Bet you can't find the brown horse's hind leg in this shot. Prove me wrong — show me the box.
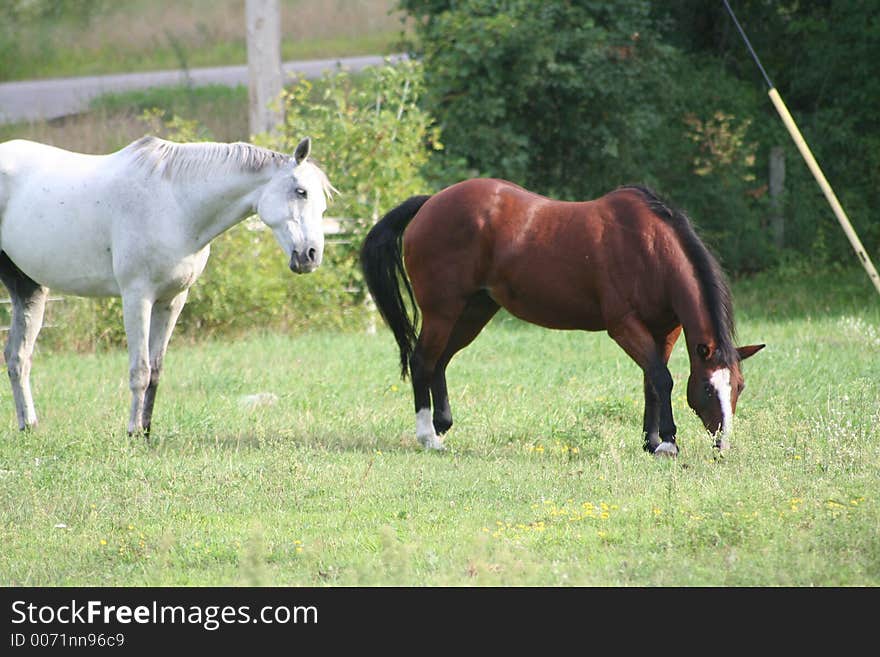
[642,326,682,452]
[608,315,678,456]
[430,291,499,435]
[410,310,460,450]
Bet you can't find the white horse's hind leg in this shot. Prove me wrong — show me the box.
[0,254,48,430]
[142,290,188,434]
[122,294,152,435]
[5,287,48,430]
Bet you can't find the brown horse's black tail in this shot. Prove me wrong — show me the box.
[360,195,432,378]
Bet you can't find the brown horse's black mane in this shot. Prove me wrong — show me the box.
[622,185,738,367]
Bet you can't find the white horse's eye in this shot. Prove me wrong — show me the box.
[295,187,307,199]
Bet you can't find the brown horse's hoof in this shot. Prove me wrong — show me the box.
[653,441,678,457]
[714,438,730,451]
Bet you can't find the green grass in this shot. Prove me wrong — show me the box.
[1,31,403,82]
[1,0,408,82]
[1,268,878,586]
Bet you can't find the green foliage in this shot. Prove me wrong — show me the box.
[179,227,364,337]
[0,0,108,23]
[654,1,880,268]
[0,0,109,80]
[400,0,879,273]
[255,58,439,301]
[401,0,671,196]
[92,86,247,135]
[397,0,770,271]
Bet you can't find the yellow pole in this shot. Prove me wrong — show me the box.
[767,87,880,296]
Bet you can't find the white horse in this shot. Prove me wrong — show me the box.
[0,135,335,435]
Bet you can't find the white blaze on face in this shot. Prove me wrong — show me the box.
[709,367,733,437]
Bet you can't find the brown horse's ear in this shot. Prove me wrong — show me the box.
[737,344,765,360]
[696,343,712,361]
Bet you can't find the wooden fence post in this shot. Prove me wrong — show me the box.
[246,0,284,137]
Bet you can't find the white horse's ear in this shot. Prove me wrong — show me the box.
[294,137,311,165]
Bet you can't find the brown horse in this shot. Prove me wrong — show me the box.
[360,179,764,456]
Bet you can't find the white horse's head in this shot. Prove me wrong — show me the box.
[256,137,335,274]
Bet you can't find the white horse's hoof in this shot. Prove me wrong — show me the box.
[418,434,446,451]
[653,441,678,457]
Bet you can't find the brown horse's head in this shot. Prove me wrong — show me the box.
[687,343,764,447]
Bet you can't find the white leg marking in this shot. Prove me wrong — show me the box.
[415,408,444,450]
[709,367,733,440]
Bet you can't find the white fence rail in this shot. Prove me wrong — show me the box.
[0,297,64,332]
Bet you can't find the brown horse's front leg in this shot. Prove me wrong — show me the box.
[644,360,677,456]
[642,326,682,454]
[642,372,662,452]
[609,315,678,456]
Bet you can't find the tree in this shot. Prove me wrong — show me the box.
[246,0,283,136]
[400,0,676,198]
[653,0,880,263]
[399,0,879,272]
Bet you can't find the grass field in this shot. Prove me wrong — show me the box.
[1,267,877,586]
[4,0,876,591]
[1,0,407,81]
[0,86,252,160]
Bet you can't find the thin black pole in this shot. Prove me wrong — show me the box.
[722,0,774,89]
[721,0,880,296]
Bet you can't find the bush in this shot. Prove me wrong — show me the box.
[255,57,439,309]
[400,0,676,197]
[398,0,879,275]
[397,1,768,269]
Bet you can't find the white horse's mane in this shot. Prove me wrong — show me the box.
[125,136,336,198]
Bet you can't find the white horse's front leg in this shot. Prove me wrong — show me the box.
[142,290,188,434]
[122,294,152,436]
